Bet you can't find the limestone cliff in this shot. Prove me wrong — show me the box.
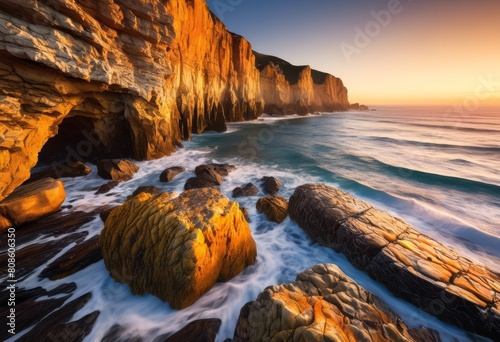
[255,52,349,115]
[0,0,263,201]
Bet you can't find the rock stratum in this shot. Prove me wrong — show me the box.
[289,184,500,339]
[100,188,257,310]
[255,52,349,115]
[0,0,349,202]
[233,264,439,342]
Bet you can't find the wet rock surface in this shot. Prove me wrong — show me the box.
[0,178,66,231]
[256,196,288,223]
[160,166,186,182]
[97,159,139,182]
[289,184,500,339]
[129,185,161,198]
[184,164,236,190]
[233,264,439,342]
[26,161,92,183]
[232,183,259,198]
[95,181,120,195]
[260,176,282,195]
[101,188,257,309]
[165,319,222,342]
[39,235,102,280]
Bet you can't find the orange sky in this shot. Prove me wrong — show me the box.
[210,0,500,107]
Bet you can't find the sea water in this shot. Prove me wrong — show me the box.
[7,107,500,341]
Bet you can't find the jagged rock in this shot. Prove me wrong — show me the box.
[349,103,369,111]
[233,264,439,342]
[195,166,224,185]
[184,177,220,191]
[95,181,120,195]
[255,52,349,115]
[0,283,76,342]
[160,166,186,182]
[195,164,236,177]
[26,161,91,183]
[289,184,500,339]
[15,293,98,342]
[260,176,282,195]
[165,319,222,342]
[256,196,288,223]
[39,235,102,280]
[97,159,139,182]
[101,188,257,309]
[232,183,259,198]
[240,207,251,223]
[129,185,160,199]
[0,178,66,231]
[0,232,88,280]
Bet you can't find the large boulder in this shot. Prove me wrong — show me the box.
[256,196,288,223]
[0,178,66,231]
[97,159,139,182]
[101,188,257,309]
[233,264,439,342]
[289,184,500,339]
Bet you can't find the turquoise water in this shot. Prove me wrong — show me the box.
[7,107,499,341]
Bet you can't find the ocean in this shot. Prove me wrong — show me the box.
[9,107,500,341]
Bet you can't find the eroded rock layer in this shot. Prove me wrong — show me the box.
[255,52,349,115]
[100,188,257,309]
[289,184,500,339]
[233,264,439,342]
[0,0,264,201]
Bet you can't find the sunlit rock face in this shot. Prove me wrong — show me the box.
[233,264,440,342]
[0,0,263,201]
[289,184,500,339]
[100,189,257,310]
[255,52,349,115]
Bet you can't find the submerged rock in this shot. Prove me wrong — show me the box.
[26,161,91,183]
[289,184,500,339]
[260,176,282,195]
[101,188,257,309]
[165,319,222,342]
[232,183,259,198]
[0,178,66,231]
[160,166,186,182]
[97,159,139,182]
[256,196,288,223]
[233,264,439,342]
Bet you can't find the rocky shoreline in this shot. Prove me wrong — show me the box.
[1,160,498,341]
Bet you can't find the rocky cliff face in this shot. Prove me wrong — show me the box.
[255,52,349,115]
[0,0,264,201]
[0,0,348,202]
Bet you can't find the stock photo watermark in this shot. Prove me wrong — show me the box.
[5,227,16,336]
[211,0,243,20]
[340,0,411,63]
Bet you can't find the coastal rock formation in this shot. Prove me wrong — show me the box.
[233,264,439,342]
[255,52,349,115]
[26,161,91,183]
[160,166,186,182]
[232,183,259,198]
[0,178,66,231]
[289,184,500,339]
[256,196,288,224]
[261,176,282,195]
[165,319,221,342]
[101,188,257,309]
[97,159,139,182]
[0,0,263,201]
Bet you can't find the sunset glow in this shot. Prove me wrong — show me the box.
[209,0,500,107]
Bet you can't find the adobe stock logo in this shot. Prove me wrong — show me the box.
[211,0,243,20]
[340,0,411,63]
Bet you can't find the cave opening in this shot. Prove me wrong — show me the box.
[37,115,103,165]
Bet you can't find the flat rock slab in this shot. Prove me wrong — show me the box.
[0,178,66,231]
[233,264,439,342]
[289,184,500,339]
[165,319,222,342]
[101,188,257,309]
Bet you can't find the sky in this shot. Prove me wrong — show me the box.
[207,0,500,107]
